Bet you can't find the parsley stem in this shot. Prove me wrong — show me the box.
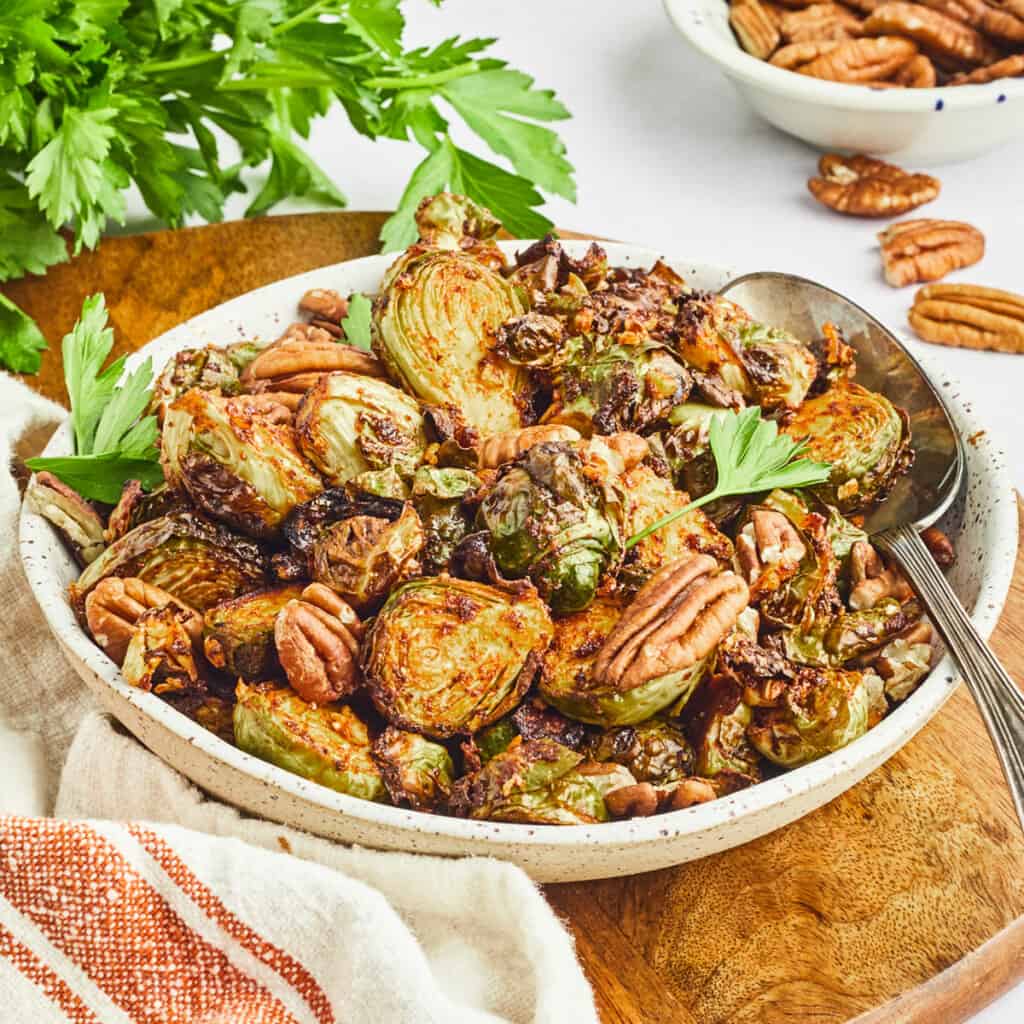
[362,62,481,90]
[624,490,721,551]
[140,51,224,73]
[272,0,329,37]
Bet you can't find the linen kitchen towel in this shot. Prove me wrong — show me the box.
[0,372,598,1024]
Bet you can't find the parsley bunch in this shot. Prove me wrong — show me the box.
[0,0,575,372]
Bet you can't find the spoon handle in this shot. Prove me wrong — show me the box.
[875,524,1024,830]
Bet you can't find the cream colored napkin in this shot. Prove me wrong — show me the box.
[0,372,597,1024]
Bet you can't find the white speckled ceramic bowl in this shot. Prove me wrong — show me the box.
[664,0,1024,164]
[19,241,1017,882]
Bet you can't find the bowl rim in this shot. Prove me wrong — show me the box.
[19,240,1018,851]
[663,0,1024,112]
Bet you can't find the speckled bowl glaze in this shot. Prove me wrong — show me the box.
[19,242,1017,882]
[664,0,1024,164]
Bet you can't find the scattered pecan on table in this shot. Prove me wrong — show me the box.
[877,219,985,286]
[908,284,1024,352]
[807,154,941,216]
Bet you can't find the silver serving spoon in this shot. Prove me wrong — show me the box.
[721,271,1024,828]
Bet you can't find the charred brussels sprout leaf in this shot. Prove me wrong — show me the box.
[294,371,427,486]
[372,727,455,812]
[539,595,709,728]
[685,677,763,785]
[736,322,817,412]
[412,466,480,575]
[449,738,633,825]
[150,346,240,416]
[105,481,188,544]
[372,243,528,433]
[782,382,913,513]
[203,585,304,681]
[586,719,695,786]
[414,192,503,257]
[283,489,406,555]
[233,682,385,802]
[476,442,624,613]
[747,667,881,767]
[312,503,424,613]
[365,577,553,739]
[73,510,269,613]
[162,389,322,539]
[352,467,410,499]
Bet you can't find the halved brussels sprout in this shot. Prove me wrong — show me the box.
[586,719,695,786]
[670,293,753,400]
[233,682,386,801]
[294,371,427,486]
[736,322,817,412]
[538,595,709,728]
[411,466,480,575]
[782,381,913,513]
[283,489,405,554]
[352,467,410,500]
[823,598,923,664]
[372,216,528,431]
[311,503,423,613]
[122,605,207,697]
[162,389,323,538]
[449,737,634,825]
[364,577,553,738]
[372,726,455,811]
[203,585,304,681]
[620,464,732,589]
[747,666,881,767]
[476,441,624,613]
[150,346,240,416]
[26,472,106,566]
[105,481,188,544]
[413,192,503,264]
[684,676,763,785]
[546,341,692,435]
[73,510,269,614]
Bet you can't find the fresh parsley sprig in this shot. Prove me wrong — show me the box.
[26,295,163,504]
[625,407,832,549]
[0,1,575,373]
[341,293,374,351]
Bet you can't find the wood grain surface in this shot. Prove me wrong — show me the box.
[8,211,1024,1024]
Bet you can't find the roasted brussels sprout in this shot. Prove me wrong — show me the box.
[476,441,625,613]
[747,666,884,768]
[372,198,528,432]
[411,466,480,575]
[364,577,553,738]
[150,346,240,416]
[202,585,304,681]
[413,191,504,265]
[294,371,427,485]
[351,467,410,499]
[823,598,923,664]
[782,381,913,513]
[546,341,692,435]
[233,682,386,801]
[105,481,188,544]
[736,322,817,412]
[26,472,106,566]
[283,489,405,554]
[311,503,423,613]
[449,738,634,825]
[162,389,323,538]
[122,604,207,697]
[586,719,695,786]
[372,726,455,811]
[685,675,763,786]
[73,510,269,613]
[620,464,732,590]
[473,717,521,763]
[538,595,709,728]
[670,292,753,401]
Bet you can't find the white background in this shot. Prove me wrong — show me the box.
[119,0,1023,1018]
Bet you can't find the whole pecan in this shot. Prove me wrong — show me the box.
[862,2,1002,67]
[731,0,782,58]
[477,424,582,469]
[779,2,863,42]
[785,36,918,81]
[949,54,1024,84]
[878,219,985,287]
[908,284,1024,352]
[274,583,364,704]
[592,554,750,692]
[85,577,201,665]
[808,153,940,216]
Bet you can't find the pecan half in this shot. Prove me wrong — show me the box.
[889,53,937,85]
[731,0,782,58]
[477,424,581,469]
[735,509,808,585]
[862,2,1002,67]
[779,2,863,41]
[274,587,363,704]
[602,431,650,472]
[957,0,1024,43]
[949,54,1024,84]
[878,219,985,287]
[605,777,717,818]
[771,38,841,68]
[793,36,919,81]
[593,554,750,692]
[243,327,384,394]
[908,284,1024,352]
[921,525,955,568]
[299,288,349,324]
[808,154,940,217]
[85,577,201,665]
[849,550,914,609]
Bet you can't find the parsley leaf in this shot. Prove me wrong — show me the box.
[341,292,374,350]
[0,293,47,373]
[625,407,833,549]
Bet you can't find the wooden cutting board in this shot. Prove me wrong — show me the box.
[9,211,1024,1024]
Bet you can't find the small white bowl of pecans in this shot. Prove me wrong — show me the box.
[663,0,1024,163]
